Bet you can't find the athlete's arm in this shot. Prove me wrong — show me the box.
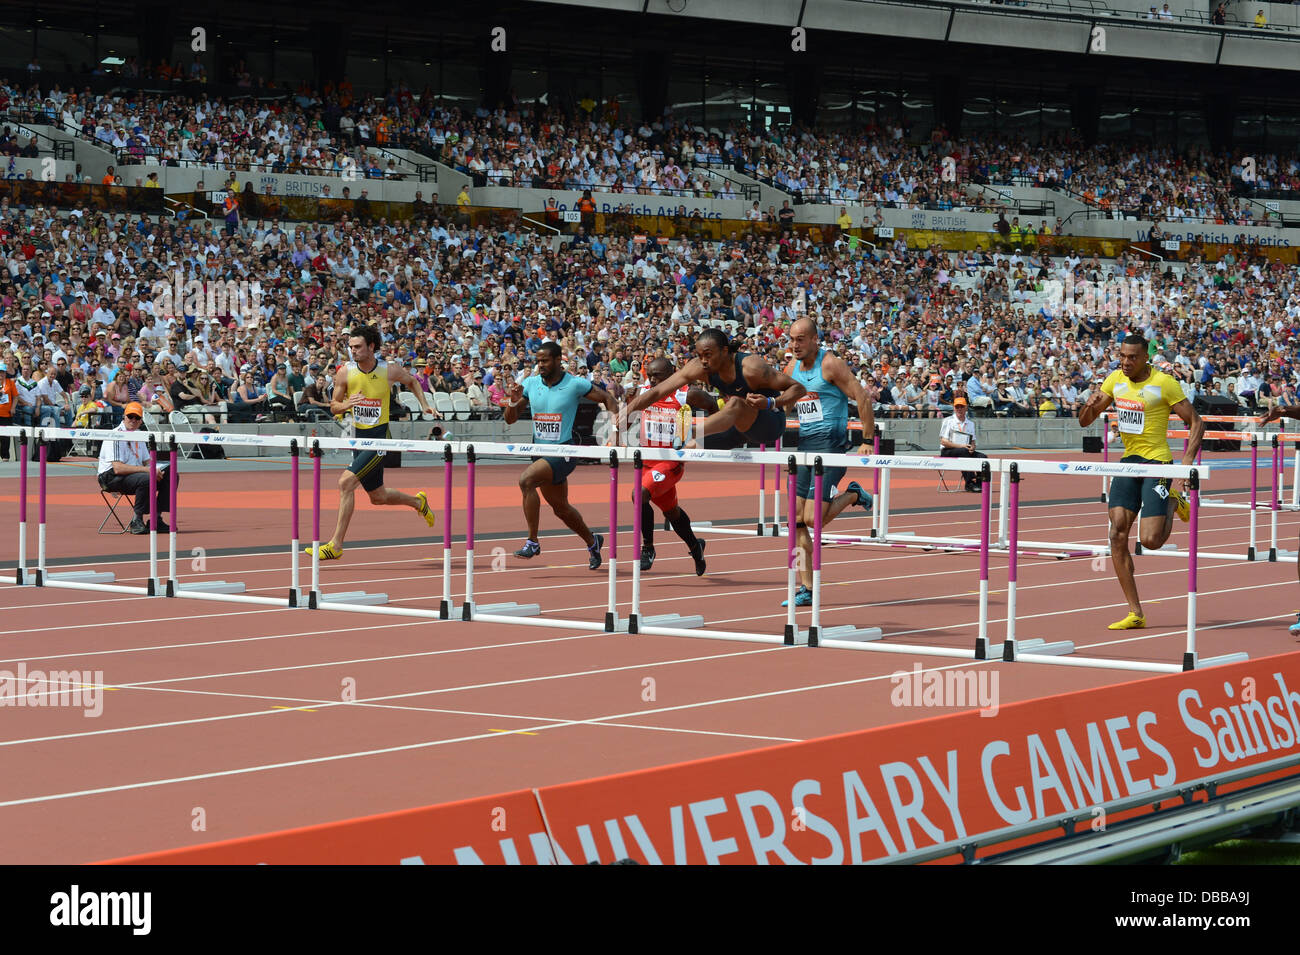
[1260,405,1300,425]
[824,354,877,452]
[389,362,440,419]
[742,355,805,411]
[1077,386,1113,428]
[626,360,702,413]
[1171,398,1203,466]
[501,377,527,426]
[328,366,355,416]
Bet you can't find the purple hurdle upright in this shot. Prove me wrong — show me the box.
[147,436,159,596]
[16,429,27,584]
[758,445,767,535]
[629,451,645,634]
[975,461,993,660]
[605,450,619,632]
[1249,435,1259,561]
[289,439,301,605]
[1001,462,1021,662]
[308,440,322,608]
[809,458,824,647]
[461,446,476,618]
[772,437,783,535]
[166,439,179,595]
[783,456,799,645]
[36,436,47,585]
[1270,434,1281,561]
[1184,469,1201,670]
[440,444,454,619]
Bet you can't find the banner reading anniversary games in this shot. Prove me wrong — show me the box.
[534,651,1300,864]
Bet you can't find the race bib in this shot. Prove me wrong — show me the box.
[1115,396,1145,435]
[534,412,562,443]
[796,392,823,424]
[641,406,678,448]
[0,392,9,407]
[353,396,382,426]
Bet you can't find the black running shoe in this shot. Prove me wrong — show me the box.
[639,545,656,572]
[588,533,604,571]
[514,540,541,559]
[689,538,707,576]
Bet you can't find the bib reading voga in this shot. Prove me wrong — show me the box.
[796,392,823,425]
[534,412,563,443]
[1115,396,1146,435]
[353,397,383,427]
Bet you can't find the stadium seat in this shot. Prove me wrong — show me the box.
[450,393,472,421]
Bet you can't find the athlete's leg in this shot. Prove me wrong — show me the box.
[1108,505,1144,618]
[692,396,759,440]
[328,469,361,548]
[539,479,597,548]
[518,458,554,543]
[366,486,423,509]
[1137,478,1175,550]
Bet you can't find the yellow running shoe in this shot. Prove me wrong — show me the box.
[1108,612,1146,630]
[1169,487,1189,523]
[304,542,343,561]
[415,491,437,529]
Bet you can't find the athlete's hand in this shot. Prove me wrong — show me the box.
[1260,407,1285,426]
[342,392,362,411]
[504,383,523,406]
[745,392,772,411]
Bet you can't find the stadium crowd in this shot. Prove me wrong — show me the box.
[1,190,1298,455]
[2,78,1297,228]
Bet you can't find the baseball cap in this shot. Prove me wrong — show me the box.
[954,397,968,406]
[124,401,144,418]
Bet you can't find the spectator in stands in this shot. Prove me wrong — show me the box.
[33,360,73,428]
[300,370,333,421]
[266,365,295,420]
[1211,2,1226,24]
[965,370,994,415]
[939,398,987,492]
[1255,9,1267,27]
[97,401,177,535]
[0,361,15,460]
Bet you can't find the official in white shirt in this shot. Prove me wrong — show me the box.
[939,397,988,492]
[97,401,178,534]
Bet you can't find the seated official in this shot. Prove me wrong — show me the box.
[938,397,988,492]
[96,401,178,535]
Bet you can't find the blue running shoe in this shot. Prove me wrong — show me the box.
[514,540,542,559]
[782,585,813,608]
[1289,613,1300,635]
[588,533,604,571]
[847,480,873,511]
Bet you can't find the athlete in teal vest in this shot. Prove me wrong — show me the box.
[783,318,878,607]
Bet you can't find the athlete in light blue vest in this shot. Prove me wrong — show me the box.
[502,340,619,569]
[783,318,878,607]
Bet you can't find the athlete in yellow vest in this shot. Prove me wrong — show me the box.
[306,324,441,561]
[1079,334,1203,630]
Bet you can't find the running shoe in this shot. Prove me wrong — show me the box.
[588,533,604,571]
[304,542,343,561]
[1169,487,1190,523]
[639,545,656,572]
[782,585,812,608]
[1107,611,1146,630]
[690,538,707,576]
[846,480,874,511]
[514,540,542,559]
[415,491,437,529]
[1289,613,1300,635]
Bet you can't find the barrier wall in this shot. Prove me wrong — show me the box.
[100,650,1300,864]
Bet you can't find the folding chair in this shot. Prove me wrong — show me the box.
[98,487,130,534]
[168,411,203,459]
[937,470,965,494]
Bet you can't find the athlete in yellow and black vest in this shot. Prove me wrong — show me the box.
[1079,334,1203,630]
[305,324,442,561]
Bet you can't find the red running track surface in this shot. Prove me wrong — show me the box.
[1,451,1297,863]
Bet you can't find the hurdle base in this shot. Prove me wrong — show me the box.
[819,624,883,643]
[287,587,306,608]
[614,613,703,634]
[1248,547,1257,561]
[1199,652,1251,668]
[475,601,541,618]
[439,599,450,620]
[995,638,1075,661]
[47,570,117,585]
[783,624,808,647]
[605,611,618,633]
[318,591,388,607]
[1270,548,1278,562]
[176,580,246,595]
